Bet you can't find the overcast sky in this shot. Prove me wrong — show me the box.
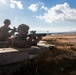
[0,0,76,33]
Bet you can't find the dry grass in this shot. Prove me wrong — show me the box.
[8,33,76,75]
[35,33,76,75]
[43,33,76,50]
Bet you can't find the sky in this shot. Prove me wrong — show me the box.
[0,0,76,33]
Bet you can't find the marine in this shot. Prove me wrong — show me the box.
[0,19,16,41]
[10,24,32,48]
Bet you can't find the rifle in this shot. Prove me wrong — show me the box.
[27,33,47,46]
[10,27,17,35]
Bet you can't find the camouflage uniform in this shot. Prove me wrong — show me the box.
[10,24,32,48]
[10,24,42,48]
[0,19,11,41]
[11,34,32,48]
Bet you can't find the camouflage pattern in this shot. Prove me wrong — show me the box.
[10,34,32,48]
[0,19,17,42]
[9,24,32,48]
[9,24,42,48]
[0,25,11,41]
[18,24,29,35]
[0,19,12,41]
[4,19,11,25]
[10,35,42,47]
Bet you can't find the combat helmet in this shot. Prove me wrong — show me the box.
[4,19,11,25]
[18,24,29,34]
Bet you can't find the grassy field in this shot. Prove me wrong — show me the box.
[6,33,76,75]
[35,33,76,75]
